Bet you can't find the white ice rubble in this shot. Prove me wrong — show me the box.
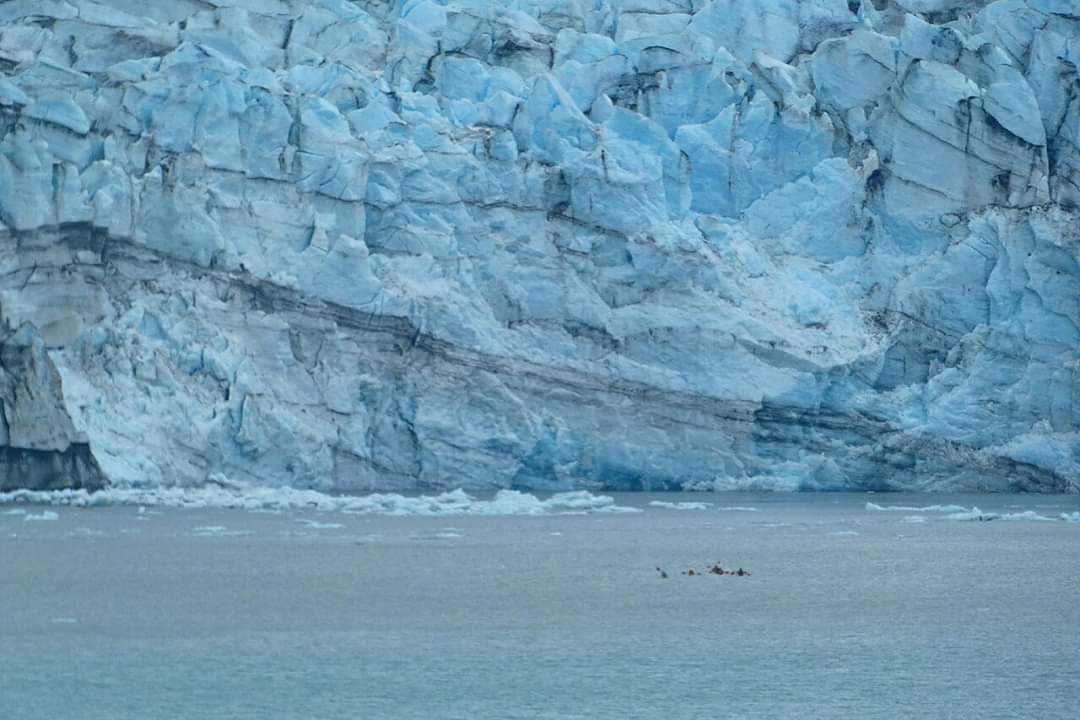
[868,500,1077,522]
[0,1,1078,494]
[0,484,639,515]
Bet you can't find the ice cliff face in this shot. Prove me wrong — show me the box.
[0,0,1077,493]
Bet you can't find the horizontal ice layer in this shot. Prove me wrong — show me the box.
[0,0,1077,494]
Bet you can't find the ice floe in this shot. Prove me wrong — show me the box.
[649,501,712,510]
[295,518,345,530]
[871,502,1076,523]
[191,526,253,537]
[866,502,968,513]
[944,508,1055,522]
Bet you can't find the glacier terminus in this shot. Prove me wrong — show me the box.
[0,0,1078,494]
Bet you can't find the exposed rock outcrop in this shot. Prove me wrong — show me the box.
[0,323,105,490]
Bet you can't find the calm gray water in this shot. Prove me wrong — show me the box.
[1,492,1078,719]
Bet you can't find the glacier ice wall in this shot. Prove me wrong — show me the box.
[0,0,1077,493]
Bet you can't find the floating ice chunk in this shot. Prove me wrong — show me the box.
[295,518,345,529]
[1000,511,1056,522]
[716,506,762,512]
[829,530,859,536]
[943,508,1056,522]
[408,529,463,541]
[3,508,26,515]
[1062,513,1080,524]
[482,489,640,515]
[23,511,59,521]
[902,516,928,523]
[866,502,968,513]
[649,501,711,510]
[192,526,253,536]
[66,527,106,537]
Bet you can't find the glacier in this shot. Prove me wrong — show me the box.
[0,0,1078,494]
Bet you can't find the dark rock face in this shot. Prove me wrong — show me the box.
[0,323,106,491]
[0,444,104,492]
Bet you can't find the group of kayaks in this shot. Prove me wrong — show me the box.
[655,563,751,578]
